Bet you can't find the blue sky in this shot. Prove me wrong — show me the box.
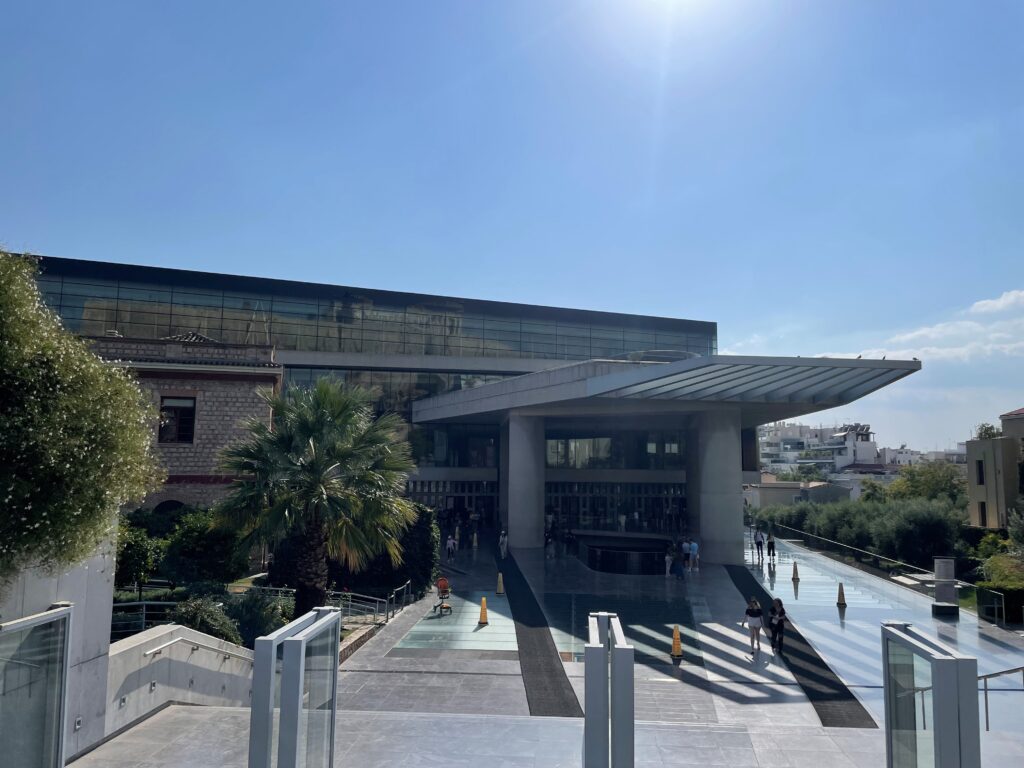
[2,2,1021,449]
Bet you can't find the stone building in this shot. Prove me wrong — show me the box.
[87,332,282,511]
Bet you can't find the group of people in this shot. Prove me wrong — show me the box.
[742,596,787,654]
[753,528,776,563]
[665,537,700,579]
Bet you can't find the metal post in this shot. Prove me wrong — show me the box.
[983,678,989,732]
[584,614,610,768]
[610,617,634,768]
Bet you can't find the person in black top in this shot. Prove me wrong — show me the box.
[766,532,776,563]
[769,597,787,653]
[743,597,764,653]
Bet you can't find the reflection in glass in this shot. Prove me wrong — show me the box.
[297,625,338,768]
[886,638,934,768]
[0,616,68,768]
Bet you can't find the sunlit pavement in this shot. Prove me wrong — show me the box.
[749,537,1024,760]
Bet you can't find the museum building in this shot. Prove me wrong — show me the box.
[37,256,919,564]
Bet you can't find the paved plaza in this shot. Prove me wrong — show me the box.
[72,536,1024,766]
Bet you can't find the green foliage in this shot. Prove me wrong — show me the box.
[860,479,887,503]
[114,522,165,596]
[887,462,966,508]
[125,504,189,539]
[326,504,440,595]
[161,509,249,585]
[226,591,289,648]
[975,532,1008,560]
[975,422,1003,440]
[0,253,163,589]
[755,497,965,569]
[979,553,1024,590]
[216,379,417,616]
[1009,507,1024,549]
[170,597,242,645]
[772,465,827,482]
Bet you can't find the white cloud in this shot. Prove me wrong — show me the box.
[968,289,1024,314]
[820,290,1024,363]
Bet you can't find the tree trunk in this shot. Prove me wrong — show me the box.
[293,518,329,617]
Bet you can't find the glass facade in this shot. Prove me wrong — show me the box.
[545,430,685,471]
[35,258,712,536]
[37,259,716,360]
[546,482,687,535]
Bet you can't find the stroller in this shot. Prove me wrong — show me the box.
[432,576,452,616]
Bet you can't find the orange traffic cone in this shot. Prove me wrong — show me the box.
[496,572,505,595]
[670,625,683,659]
[792,561,800,582]
[478,597,489,625]
[837,582,847,607]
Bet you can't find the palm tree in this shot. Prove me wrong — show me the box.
[217,379,418,617]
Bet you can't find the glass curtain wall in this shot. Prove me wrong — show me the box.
[546,482,687,535]
[38,271,716,360]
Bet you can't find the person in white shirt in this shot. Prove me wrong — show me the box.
[689,539,699,571]
[498,530,508,559]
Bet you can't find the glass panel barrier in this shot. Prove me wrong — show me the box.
[0,605,72,768]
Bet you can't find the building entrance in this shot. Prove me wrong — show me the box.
[545,482,686,536]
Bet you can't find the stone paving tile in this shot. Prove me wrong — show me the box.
[70,705,915,768]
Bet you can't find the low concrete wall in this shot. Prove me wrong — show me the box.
[104,625,254,737]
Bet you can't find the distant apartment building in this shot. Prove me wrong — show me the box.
[878,446,923,466]
[967,408,1024,528]
[758,422,878,473]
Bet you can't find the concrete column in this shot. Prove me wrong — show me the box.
[697,409,744,564]
[504,413,545,549]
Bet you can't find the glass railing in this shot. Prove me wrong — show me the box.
[752,521,1005,625]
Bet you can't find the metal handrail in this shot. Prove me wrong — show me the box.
[979,665,1024,731]
[143,635,253,664]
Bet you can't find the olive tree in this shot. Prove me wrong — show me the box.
[0,252,163,590]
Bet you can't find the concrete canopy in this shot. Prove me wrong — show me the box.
[412,355,920,427]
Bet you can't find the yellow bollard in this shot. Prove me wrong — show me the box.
[792,561,800,582]
[670,625,683,659]
[837,582,847,607]
[478,596,489,625]
[472,531,478,549]
[496,572,505,595]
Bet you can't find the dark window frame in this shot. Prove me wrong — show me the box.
[159,396,196,444]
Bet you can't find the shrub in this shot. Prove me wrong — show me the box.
[114,522,165,599]
[980,553,1024,590]
[161,509,249,585]
[226,591,289,648]
[0,253,162,590]
[170,597,241,645]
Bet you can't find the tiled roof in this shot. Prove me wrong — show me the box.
[1000,407,1024,419]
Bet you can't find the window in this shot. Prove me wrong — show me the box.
[159,397,196,443]
[976,459,985,486]
[979,501,987,527]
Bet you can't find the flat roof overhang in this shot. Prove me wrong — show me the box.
[411,355,921,429]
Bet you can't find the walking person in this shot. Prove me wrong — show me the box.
[498,530,508,560]
[681,538,690,571]
[769,598,787,653]
[664,549,673,578]
[445,534,456,562]
[689,538,699,572]
[743,597,764,653]
[766,532,776,563]
[754,529,765,562]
